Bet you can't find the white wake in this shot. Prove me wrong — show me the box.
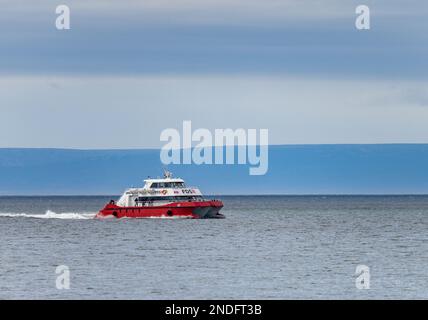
[0,210,96,220]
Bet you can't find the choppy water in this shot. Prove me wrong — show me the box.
[0,195,427,299]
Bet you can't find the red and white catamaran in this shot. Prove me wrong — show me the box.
[96,171,224,219]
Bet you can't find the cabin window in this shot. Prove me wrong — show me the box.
[171,182,185,188]
[150,182,186,189]
[136,196,203,202]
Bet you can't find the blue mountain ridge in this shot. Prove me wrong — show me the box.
[0,144,427,195]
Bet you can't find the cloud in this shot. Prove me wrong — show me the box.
[401,88,428,107]
[1,1,427,149]
[1,75,428,148]
[0,0,427,77]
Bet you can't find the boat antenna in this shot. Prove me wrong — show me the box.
[163,167,172,179]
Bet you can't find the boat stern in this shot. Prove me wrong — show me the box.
[95,202,119,219]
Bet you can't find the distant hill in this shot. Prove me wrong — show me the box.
[0,144,427,195]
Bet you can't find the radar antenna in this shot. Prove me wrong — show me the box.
[163,168,173,179]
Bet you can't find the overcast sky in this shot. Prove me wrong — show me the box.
[1,0,427,148]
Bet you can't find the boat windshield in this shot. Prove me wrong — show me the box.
[150,182,186,188]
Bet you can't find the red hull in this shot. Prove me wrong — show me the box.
[95,200,224,219]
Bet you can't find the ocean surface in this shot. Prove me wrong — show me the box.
[0,195,427,299]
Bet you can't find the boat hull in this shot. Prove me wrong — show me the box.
[95,200,224,219]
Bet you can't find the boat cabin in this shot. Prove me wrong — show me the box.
[116,176,204,207]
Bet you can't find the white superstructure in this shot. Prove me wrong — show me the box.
[117,172,203,207]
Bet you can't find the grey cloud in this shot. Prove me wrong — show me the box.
[402,88,428,107]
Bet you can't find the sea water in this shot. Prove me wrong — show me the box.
[0,195,427,299]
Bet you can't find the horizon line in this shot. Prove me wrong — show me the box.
[1,142,428,151]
